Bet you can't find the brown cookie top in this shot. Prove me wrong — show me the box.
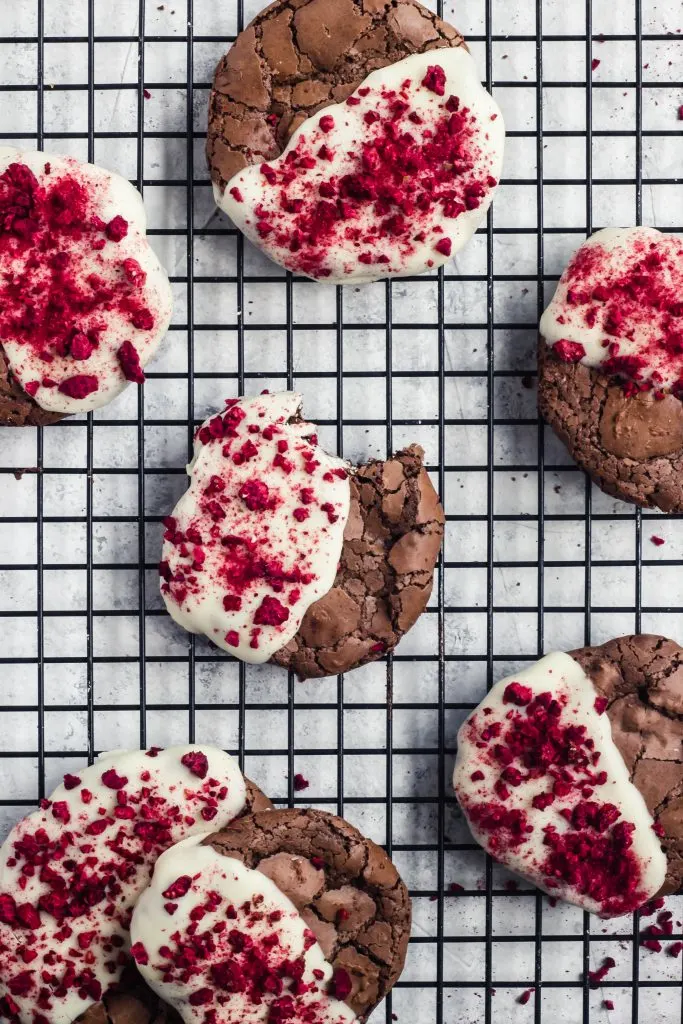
[207,0,464,190]
[570,634,683,896]
[538,340,683,512]
[272,444,444,679]
[0,348,63,427]
[205,807,411,1021]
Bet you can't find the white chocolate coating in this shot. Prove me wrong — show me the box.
[216,49,504,284]
[540,227,683,390]
[453,652,667,916]
[130,835,357,1023]
[0,746,247,1023]
[0,147,173,414]
[160,392,350,663]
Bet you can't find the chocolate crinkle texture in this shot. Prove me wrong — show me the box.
[207,0,465,189]
[538,340,683,513]
[79,776,273,1024]
[272,444,444,679]
[206,808,411,1021]
[571,634,683,896]
[0,348,63,427]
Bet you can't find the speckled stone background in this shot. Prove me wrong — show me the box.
[0,1,682,1022]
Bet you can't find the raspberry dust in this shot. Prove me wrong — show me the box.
[0,150,172,413]
[220,49,503,283]
[453,652,666,917]
[541,227,683,395]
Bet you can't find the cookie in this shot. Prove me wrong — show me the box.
[159,392,444,678]
[538,227,683,511]
[272,443,444,678]
[453,649,669,917]
[571,635,683,897]
[130,808,411,1022]
[0,746,272,1023]
[207,0,504,283]
[0,148,173,425]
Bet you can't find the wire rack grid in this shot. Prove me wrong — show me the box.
[0,0,682,1022]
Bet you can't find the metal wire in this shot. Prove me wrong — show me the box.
[1,1,682,1022]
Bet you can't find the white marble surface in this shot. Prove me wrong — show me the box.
[0,1,682,1021]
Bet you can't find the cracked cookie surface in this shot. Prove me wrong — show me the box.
[205,807,411,1021]
[207,0,465,189]
[272,444,444,679]
[571,634,683,895]
[538,341,683,512]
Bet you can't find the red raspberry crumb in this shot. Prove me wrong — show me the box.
[470,770,485,782]
[162,875,193,900]
[130,941,149,965]
[101,768,128,789]
[239,479,270,511]
[517,989,533,1005]
[23,381,39,396]
[668,942,683,957]
[319,115,335,132]
[502,682,533,706]
[70,333,94,360]
[189,989,213,1006]
[329,968,352,1000]
[0,895,16,924]
[225,630,240,647]
[254,596,289,627]
[122,258,146,286]
[229,186,243,202]
[293,507,310,522]
[552,340,586,363]
[592,58,601,71]
[181,751,209,779]
[603,1000,614,1010]
[117,339,147,385]
[594,697,608,714]
[651,535,665,546]
[435,237,452,257]
[57,375,99,399]
[449,882,464,893]
[422,65,447,95]
[106,215,129,241]
[293,773,310,791]
[223,594,242,612]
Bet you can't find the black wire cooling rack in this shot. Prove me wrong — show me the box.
[1,1,683,1023]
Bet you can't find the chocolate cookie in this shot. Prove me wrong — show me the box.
[0,746,273,1024]
[160,393,444,680]
[273,444,444,678]
[453,649,670,916]
[571,634,683,896]
[207,0,465,190]
[538,340,683,512]
[0,349,63,426]
[130,808,411,1022]
[538,227,683,512]
[0,148,173,427]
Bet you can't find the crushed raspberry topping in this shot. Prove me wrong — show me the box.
[222,51,501,281]
[130,850,356,1024]
[454,654,666,917]
[0,746,245,1021]
[0,151,169,411]
[160,393,350,664]
[542,229,683,394]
